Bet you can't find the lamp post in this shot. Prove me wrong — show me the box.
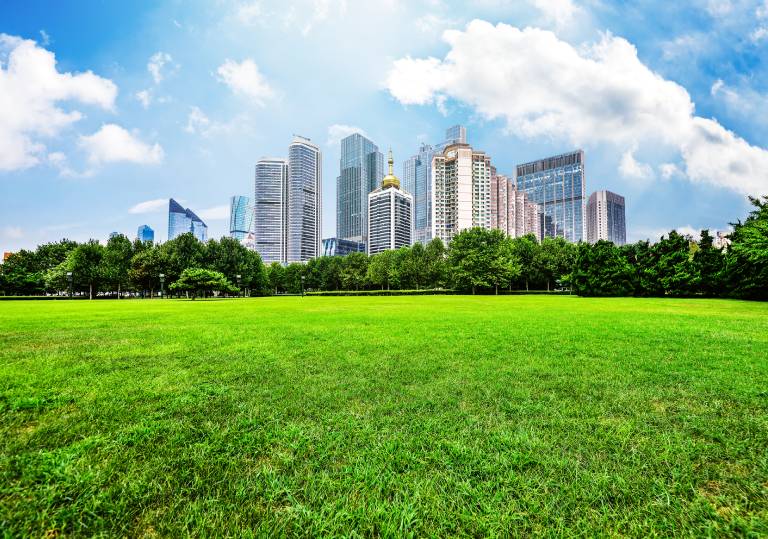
[159,273,165,299]
[301,275,305,298]
[236,274,242,298]
[66,271,73,298]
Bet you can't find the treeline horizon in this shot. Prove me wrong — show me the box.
[1,196,766,300]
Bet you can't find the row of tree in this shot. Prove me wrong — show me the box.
[1,196,766,300]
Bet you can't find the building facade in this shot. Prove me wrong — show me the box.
[168,198,208,242]
[443,124,467,147]
[403,143,436,245]
[254,158,288,264]
[515,150,586,242]
[368,150,413,255]
[229,195,253,241]
[431,143,493,244]
[490,174,541,240]
[587,190,626,245]
[322,238,365,257]
[337,133,384,245]
[137,225,154,243]
[286,136,322,263]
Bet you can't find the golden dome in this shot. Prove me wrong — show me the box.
[382,148,400,189]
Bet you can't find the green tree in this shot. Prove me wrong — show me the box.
[283,263,306,294]
[267,262,286,294]
[726,196,768,299]
[509,234,540,291]
[102,234,133,297]
[693,229,726,297]
[161,233,204,282]
[129,247,166,297]
[367,250,397,290]
[340,252,368,290]
[448,228,513,294]
[424,238,448,289]
[571,240,636,297]
[535,237,577,291]
[654,231,697,297]
[67,240,104,299]
[169,268,238,299]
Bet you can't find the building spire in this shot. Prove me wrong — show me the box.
[381,147,400,189]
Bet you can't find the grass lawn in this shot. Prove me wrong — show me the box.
[1,296,767,537]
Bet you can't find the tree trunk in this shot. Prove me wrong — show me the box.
[472,285,476,295]
[89,283,93,300]
[547,280,550,292]
[495,284,498,295]
[118,283,121,298]
[525,279,529,292]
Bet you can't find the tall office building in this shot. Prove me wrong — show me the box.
[431,143,493,244]
[322,238,365,257]
[515,150,586,242]
[137,225,154,243]
[168,198,208,242]
[443,125,467,146]
[403,143,436,245]
[368,150,413,255]
[254,158,288,264]
[229,195,253,241]
[587,190,626,245]
[337,133,384,245]
[286,136,322,263]
[491,174,542,240]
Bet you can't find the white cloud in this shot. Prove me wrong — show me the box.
[659,163,683,180]
[135,89,151,109]
[234,1,263,25]
[129,198,167,214]
[386,20,768,196]
[2,226,24,239]
[216,58,274,105]
[184,106,251,138]
[750,26,768,42]
[619,148,654,181]
[39,30,50,46]
[198,205,229,221]
[530,0,582,28]
[327,124,367,146]
[0,34,117,171]
[185,106,211,134]
[147,51,173,84]
[79,124,163,166]
[705,0,733,16]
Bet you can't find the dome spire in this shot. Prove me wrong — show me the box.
[382,147,400,189]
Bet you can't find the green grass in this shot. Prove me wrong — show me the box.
[1,296,767,537]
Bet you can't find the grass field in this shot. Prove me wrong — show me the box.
[1,296,767,537]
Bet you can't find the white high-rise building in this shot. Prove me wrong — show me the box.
[254,158,288,263]
[587,190,626,245]
[287,136,322,262]
[368,150,413,255]
[431,143,493,244]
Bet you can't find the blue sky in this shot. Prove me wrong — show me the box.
[2,0,768,252]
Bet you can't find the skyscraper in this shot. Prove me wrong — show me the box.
[587,190,626,245]
[229,195,253,241]
[431,142,493,244]
[286,136,322,263]
[443,125,467,146]
[137,225,154,243]
[322,238,365,257]
[368,150,413,255]
[515,150,586,242]
[254,158,288,264]
[168,198,208,242]
[491,174,541,240]
[337,133,384,245]
[403,143,436,245]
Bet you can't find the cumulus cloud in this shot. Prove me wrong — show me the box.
[327,124,367,146]
[79,124,163,166]
[198,205,229,221]
[216,58,274,105]
[530,0,582,28]
[135,89,151,109]
[0,34,117,171]
[147,51,174,84]
[386,20,768,196]
[185,106,211,134]
[129,198,168,214]
[619,148,654,181]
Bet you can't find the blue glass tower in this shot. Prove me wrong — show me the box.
[137,225,154,243]
[337,133,384,245]
[403,143,435,244]
[229,195,253,241]
[515,150,585,242]
[168,198,208,242]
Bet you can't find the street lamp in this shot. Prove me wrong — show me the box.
[301,275,305,298]
[159,273,165,299]
[66,271,73,298]
[236,274,242,297]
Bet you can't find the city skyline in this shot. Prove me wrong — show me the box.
[3,1,768,253]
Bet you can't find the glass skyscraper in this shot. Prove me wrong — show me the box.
[229,195,253,241]
[287,136,322,263]
[168,198,208,242]
[337,133,384,245]
[515,150,586,242]
[403,143,435,244]
[587,190,626,245]
[322,238,365,257]
[254,158,288,264]
[137,225,154,243]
